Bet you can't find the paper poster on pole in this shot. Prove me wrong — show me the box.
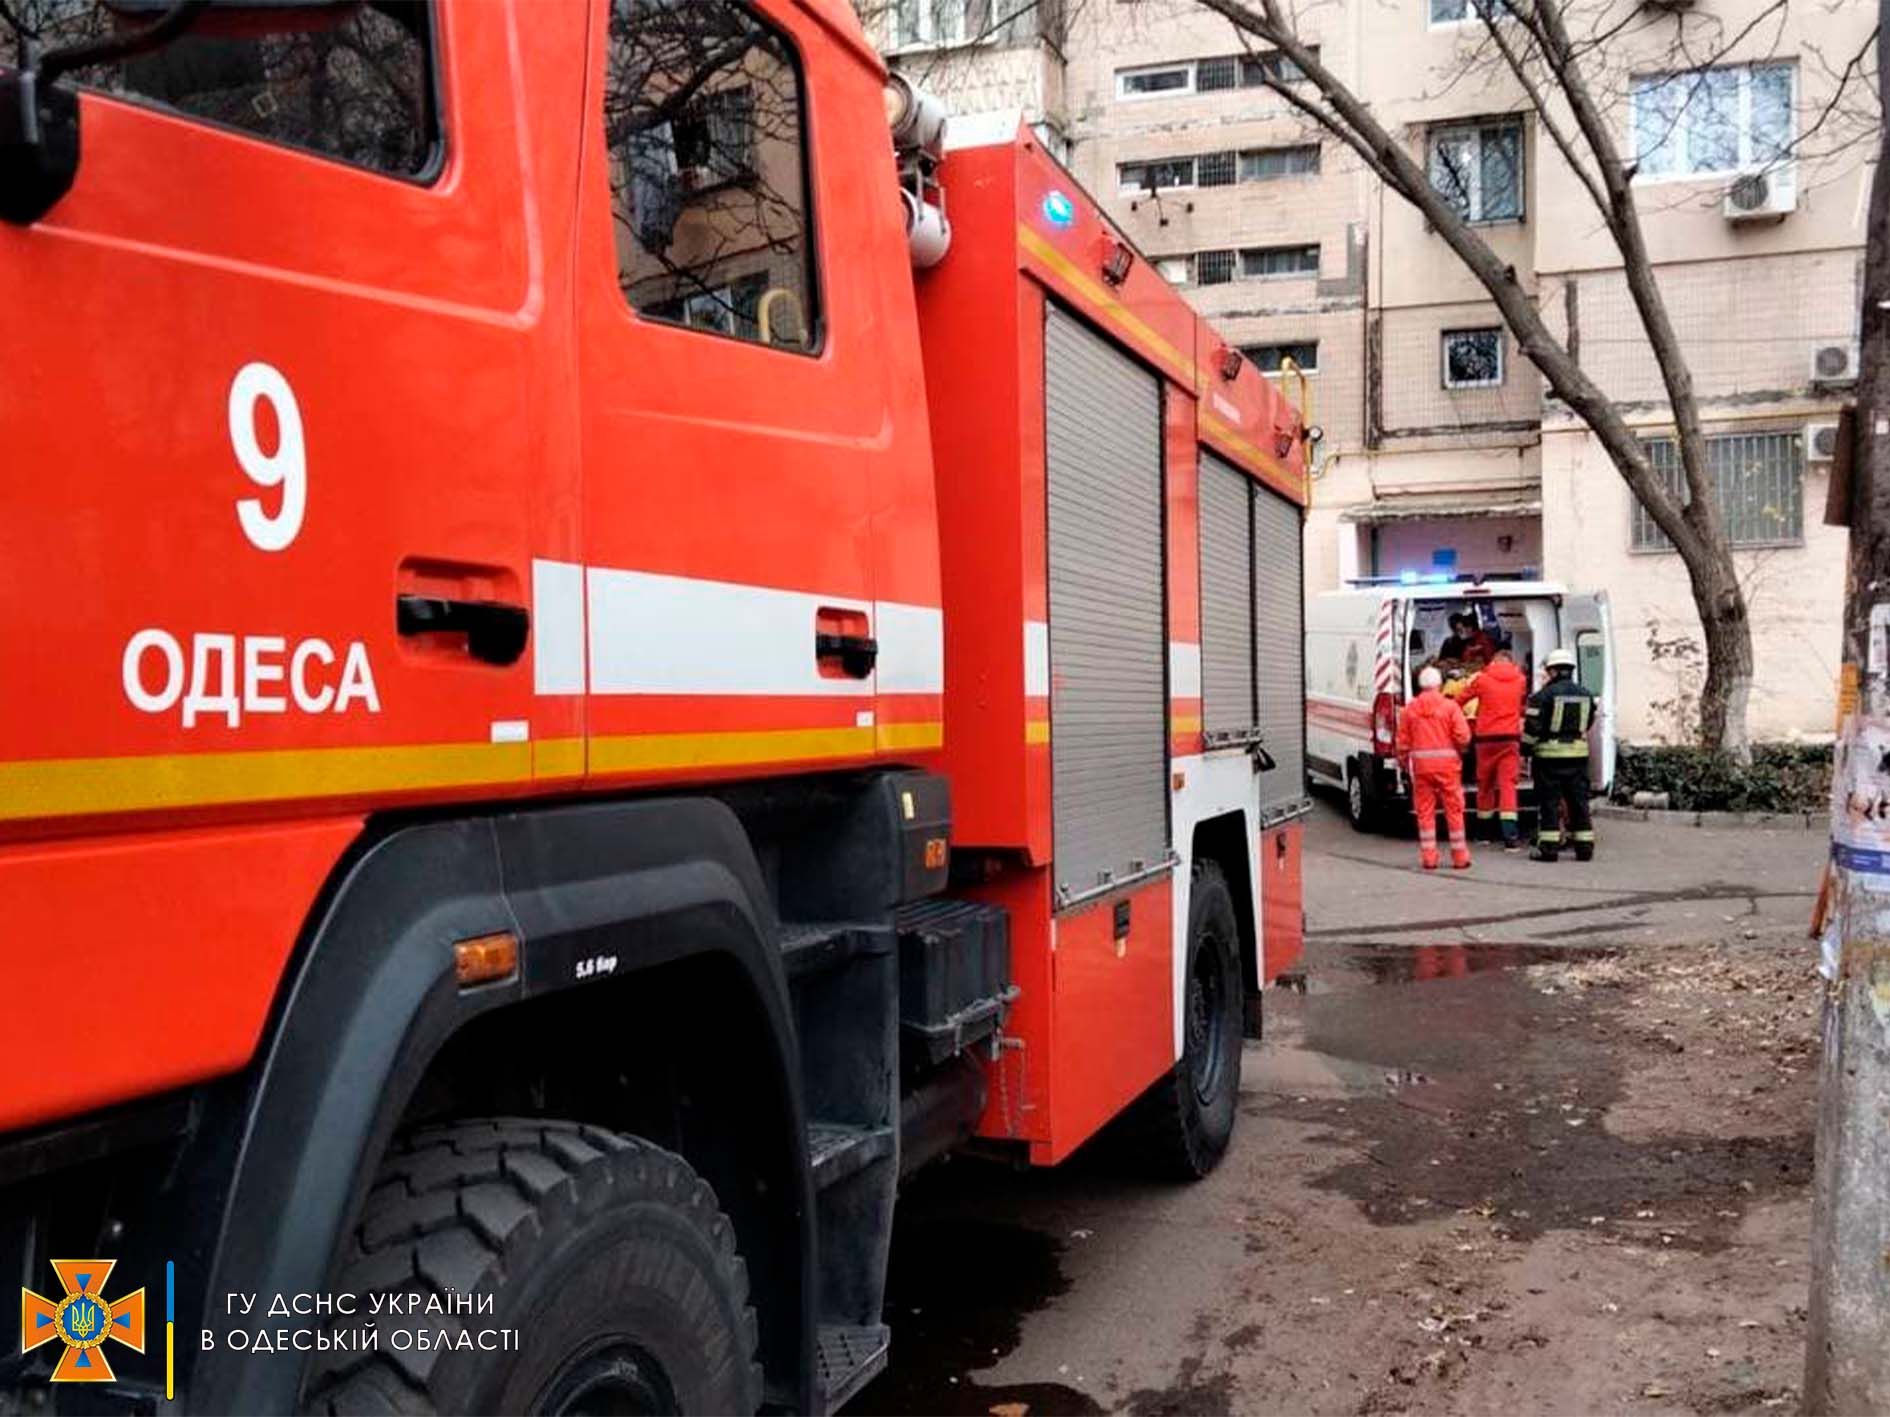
[1830,715,1890,884]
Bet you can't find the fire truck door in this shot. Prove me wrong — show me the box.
[574,0,895,781]
[0,6,545,828]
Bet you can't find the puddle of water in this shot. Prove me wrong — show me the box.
[1341,941,1620,985]
[855,1210,1102,1415]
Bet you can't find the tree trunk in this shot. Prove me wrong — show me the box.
[1803,4,1890,1408]
[1687,544,1754,758]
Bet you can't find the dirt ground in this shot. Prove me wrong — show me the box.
[856,810,1827,1416]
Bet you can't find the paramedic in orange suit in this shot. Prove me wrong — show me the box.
[1395,665,1473,870]
[1465,642,1528,850]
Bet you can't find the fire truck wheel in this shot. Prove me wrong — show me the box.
[300,1119,763,1417]
[1122,860,1243,1180]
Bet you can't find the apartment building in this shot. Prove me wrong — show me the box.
[872,0,1873,742]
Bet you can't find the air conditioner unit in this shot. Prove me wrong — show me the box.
[1723,170,1795,222]
[1805,420,1842,463]
[1810,342,1860,386]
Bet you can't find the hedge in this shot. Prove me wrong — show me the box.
[1610,743,1832,814]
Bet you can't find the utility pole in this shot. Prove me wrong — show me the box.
[1804,6,1890,1410]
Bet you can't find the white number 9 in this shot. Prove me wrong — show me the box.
[229,361,306,552]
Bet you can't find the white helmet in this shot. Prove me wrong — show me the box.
[1417,665,1444,690]
[1544,647,1577,672]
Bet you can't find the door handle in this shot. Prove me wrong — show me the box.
[1249,741,1278,773]
[396,594,530,667]
[815,632,878,678]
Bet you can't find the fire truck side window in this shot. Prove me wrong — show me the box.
[605,0,819,351]
[0,2,440,180]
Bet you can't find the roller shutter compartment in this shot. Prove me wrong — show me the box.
[1044,305,1170,902]
[1198,450,1257,741]
[1253,480,1308,817]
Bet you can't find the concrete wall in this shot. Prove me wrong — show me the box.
[1541,424,1846,743]
[1371,514,1542,580]
[888,41,1065,132]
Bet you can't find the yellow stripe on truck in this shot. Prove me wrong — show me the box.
[0,723,945,820]
[0,739,540,819]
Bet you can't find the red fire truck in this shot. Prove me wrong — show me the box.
[0,3,1309,1413]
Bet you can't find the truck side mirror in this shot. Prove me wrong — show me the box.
[2,0,353,226]
[1,0,215,224]
[0,67,79,225]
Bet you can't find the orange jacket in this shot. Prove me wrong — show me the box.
[1465,658,1527,739]
[1395,689,1471,774]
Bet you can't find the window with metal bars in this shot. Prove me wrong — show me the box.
[1632,433,1805,550]
[1197,55,1240,90]
[1195,249,1237,285]
[1197,150,1238,186]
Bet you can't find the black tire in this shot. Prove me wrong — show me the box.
[301,1119,762,1417]
[1345,764,1376,833]
[1118,861,1243,1180]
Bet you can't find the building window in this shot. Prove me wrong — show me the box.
[0,0,442,180]
[1632,432,1805,551]
[1118,61,1193,98]
[1155,257,1191,285]
[1241,144,1320,179]
[1631,62,1793,179]
[1429,0,1506,24]
[1429,119,1523,221]
[1116,48,1314,101]
[1196,55,1240,91]
[1195,249,1237,286]
[1241,244,1320,279]
[1197,150,1238,186]
[892,0,991,49]
[1118,157,1196,194]
[1243,341,1319,374]
[1442,328,1503,388]
[1122,148,1306,193]
[1241,49,1311,85]
[607,0,819,351]
[645,272,772,337]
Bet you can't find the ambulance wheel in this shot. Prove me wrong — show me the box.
[1345,766,1377,833]
[301,1119,762,1417]
[1121,861,1243,1180]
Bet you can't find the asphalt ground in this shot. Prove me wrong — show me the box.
[856,800,1829,1416]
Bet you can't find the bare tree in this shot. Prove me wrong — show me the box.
[1181,0,1877,756]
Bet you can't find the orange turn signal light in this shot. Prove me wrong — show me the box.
[454,931,519,987]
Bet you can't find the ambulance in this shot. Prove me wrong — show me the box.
[1305,577,1616,829]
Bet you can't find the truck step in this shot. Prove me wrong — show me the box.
[779,921,891,978]
[894,899,1014,1064]
[816,1322,890,1414]
[807,1121,893,1191]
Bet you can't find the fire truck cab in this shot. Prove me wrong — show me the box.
[0,3,1309,1413]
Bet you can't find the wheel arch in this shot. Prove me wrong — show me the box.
[191,797,813,1417]
[1188,809,1259,1004]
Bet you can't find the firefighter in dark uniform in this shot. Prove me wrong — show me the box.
[1522,647,1597,862]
